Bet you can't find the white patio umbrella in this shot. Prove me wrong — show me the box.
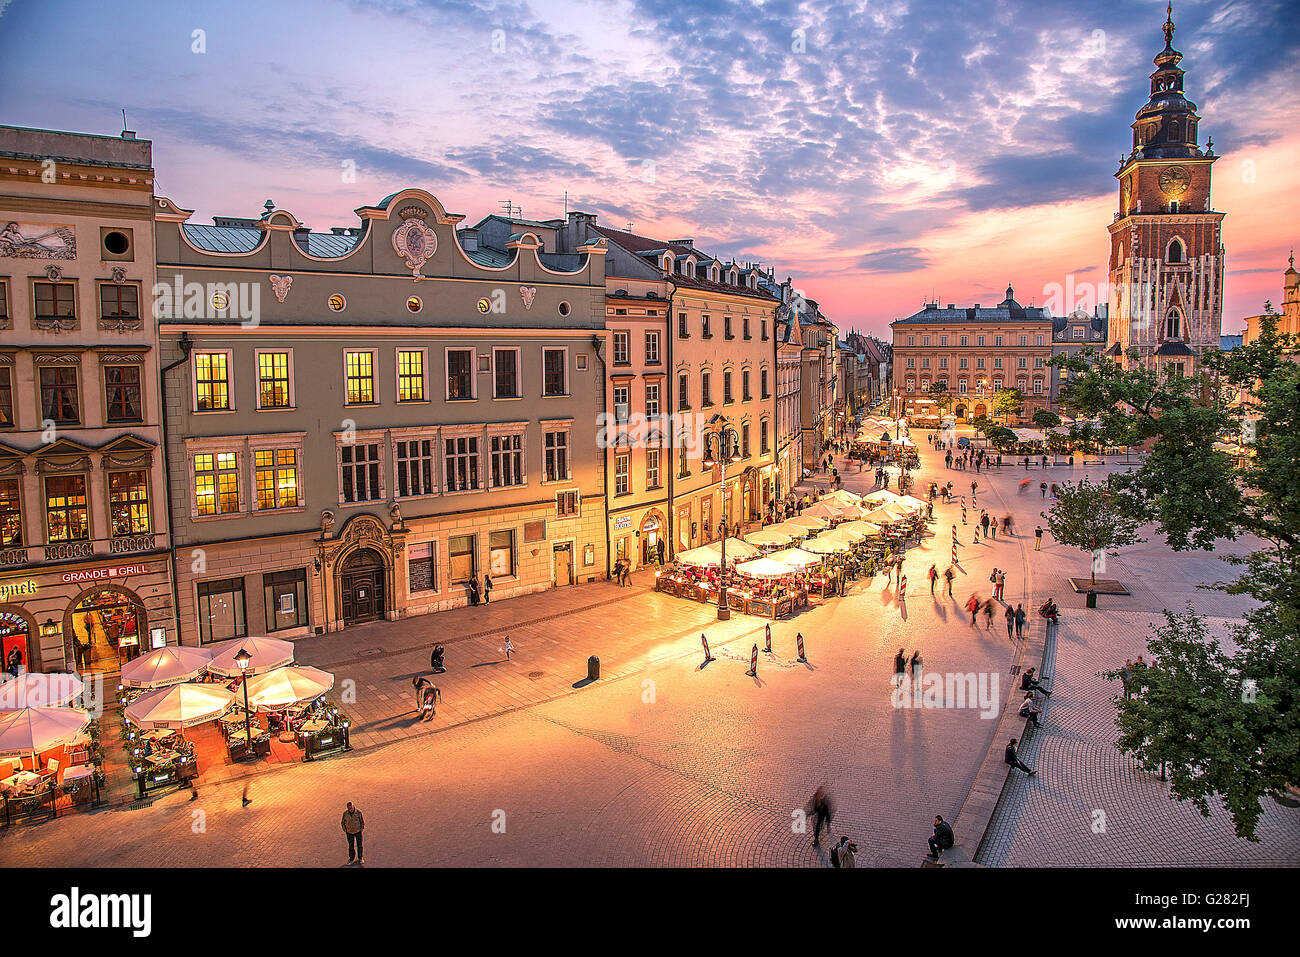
[704,537,761,561]
[734,557,795,580]
[822,489,861,506]
[882,501,917,518]
[0,672,84,709]
[862,489,903,505]
[124,683,235,730]
[768,547,823,570]
[746,527,796,548]
[676,545,722,567]
[207,636,296,677]
[898,495,929,510]
[803,536,851,555]
[840,520,884,536]
[0,707,91,758]
[120,645,214,689]
[243,666,335,711]
[787,515,829,531]
[803,501,845,521]
[825,525,868,543]
[767,522,810,539]
[863,506,902,524]
[832,503,871,520]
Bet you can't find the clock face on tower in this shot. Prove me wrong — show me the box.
[1121,175,1132,210]
[1158,165,1191,197]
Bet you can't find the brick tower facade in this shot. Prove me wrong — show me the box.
[1106,4,1225,374]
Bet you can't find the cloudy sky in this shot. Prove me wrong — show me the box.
[1,0,1296,336]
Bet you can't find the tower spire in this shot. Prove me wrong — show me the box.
[1164,3,1174,46]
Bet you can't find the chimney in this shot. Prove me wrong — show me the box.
[947,303,955,310]
[121,130,137,140]
[459,227,479,252]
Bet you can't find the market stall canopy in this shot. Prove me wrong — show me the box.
[1012,428,1046,443]
[120,645,215,689]
[767,547,823,570]
[0,706,91,757]
[802,536,851,555]
[734,557,796,579]
[0,672,84,709]
[746,527,796,547]
[840,520,883,536]
[803,501,844,520]
[207,636,296,677]
[787,515,829,531]
[244,666,335,711]
[124,683,235,730]
[676,545,723,567]
[862,490,903,505]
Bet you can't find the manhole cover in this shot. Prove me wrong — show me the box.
[527,671,545,680]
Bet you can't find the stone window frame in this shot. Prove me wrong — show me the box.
[390,425,441,501]
[342,347,379,406]
[540,417,574,485]
[248,431,307,513]
[185,435,247,521]
[254,347,296,411]
[191,349,235,414]
[440,422,485,496]
[334,426,387,506]
[486,420,529,491]
[394,346,429,404]
[105,465,154,539]
[99,352,146,426]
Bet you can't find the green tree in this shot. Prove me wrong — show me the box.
[1032,408,1062,430]
[927,380,953,415]
[1052,317,1300,839]
[992,387,1024,422]
[971,415,1018,452]
[1042,475,1143,584]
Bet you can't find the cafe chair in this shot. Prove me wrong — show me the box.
[38,758,59,784]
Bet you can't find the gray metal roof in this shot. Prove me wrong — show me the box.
[464,246,513,267]
[183,223,263,253]
[295,232,360,257]
[893,301,1051,324]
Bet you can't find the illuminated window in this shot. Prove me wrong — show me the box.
[344,351,375,404]
[397,349,425,402]
[44,474,89,542]
[257,351,292,409]
[194,352,230,411]
[194,452,239,515]
[108,469,150,536]
[255,448,299,510]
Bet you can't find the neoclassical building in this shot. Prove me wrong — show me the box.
[0,125,176,675]
[1105,7,1225,374]
[155,188,609,642]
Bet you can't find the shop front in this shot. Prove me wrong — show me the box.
[0,558,173,675]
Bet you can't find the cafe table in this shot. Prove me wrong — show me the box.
[0,770,42,795]
[145,749,180,765]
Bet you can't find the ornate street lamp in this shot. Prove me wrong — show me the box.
[234,647,253,756]
[701,419,742,621]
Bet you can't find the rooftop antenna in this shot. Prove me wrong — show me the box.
[121,109,128,133]
[626,222,634,232]
[499,199,521,220]
[563,190,569,218]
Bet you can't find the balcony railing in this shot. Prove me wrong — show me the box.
[0,534,163,567]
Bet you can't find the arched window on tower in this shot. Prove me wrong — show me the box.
[1165,310,1182,340]
[1167,238,1185,264]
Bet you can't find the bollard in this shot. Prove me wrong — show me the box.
[701,633,714,662]
[764,623,772,653]
[746,643,758,677]
[796,633,807,663]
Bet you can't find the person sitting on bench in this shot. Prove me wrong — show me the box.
[1020,667,1052,696]
[927,815,955,859]
[1019,692,1043,727]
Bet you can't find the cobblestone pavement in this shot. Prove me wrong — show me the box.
[4,431,1293,866]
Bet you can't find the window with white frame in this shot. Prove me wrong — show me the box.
[614,451,630,495]
[447,348,474,400]
[544,430,569,482]
[340,441,383,502]
[193,351,232,411]
[395,438,437,497]
[493,347,520,399]
[646,447,661,489]
[612,331,630,365]
[254,448,300,510]
[396,349,426,402]
[194,451,240,515]
[256,350,293,409]
[489,432,524,488]
[444,434,481,492]
[344,350,376,404]
[645,381,660,418]
[542,348,567,396]
[645,330,660,364]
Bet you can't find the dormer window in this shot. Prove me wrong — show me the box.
[662,254,673,272]
[727,269,737,285]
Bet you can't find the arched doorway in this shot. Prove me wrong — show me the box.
[639,510,666,567]
[974,402,987,418]
[64,584,146,674]
[0,603,37,675]
[339,547,387,625]
[954,404,967,420]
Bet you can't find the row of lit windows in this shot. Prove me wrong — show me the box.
[905,356,1046,370]
[904,332,1048,348]
[0,471,151,548]
[903,377,1045,395]
[192,346,577,413]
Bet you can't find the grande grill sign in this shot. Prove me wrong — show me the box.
[61,564,149,584]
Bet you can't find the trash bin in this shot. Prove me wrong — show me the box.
[1086,590,1097,608]
[587,655,600,681]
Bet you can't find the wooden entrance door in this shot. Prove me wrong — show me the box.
[340,548,386,625]
[553,543,573,586]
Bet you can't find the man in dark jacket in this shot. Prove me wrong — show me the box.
[341,802,365,864]
[927,816,955,859]
[1005,738,1036,775]
[1020,667,1051,696]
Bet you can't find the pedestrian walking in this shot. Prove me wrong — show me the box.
[1040,481,1048,498]
[982,598,995,630]
[832,835,857,868]
[503,636,515,661]
[1005,738,1037,775]
[1005,604,1015,640]
[810,786,834,846]
[909,649,923,686]
[893,648,907,688]
[928,563,938,595]
[966,593,980,625]
[482,572,493,604]
[1014,603,1027,639]
[944,565,955,597]
[1035,525,1044,550]
[341,802,365,864]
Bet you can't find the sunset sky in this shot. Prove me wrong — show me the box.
[1,0,1296,337]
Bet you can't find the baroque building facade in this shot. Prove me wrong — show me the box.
[0,125,176,675]
[155,188,609,643]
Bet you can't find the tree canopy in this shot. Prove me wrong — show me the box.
[992,387,1024,421]
[1042,475,1143,583]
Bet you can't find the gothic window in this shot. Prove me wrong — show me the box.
[1167,238,1185,264]
[1165,310,1182,340]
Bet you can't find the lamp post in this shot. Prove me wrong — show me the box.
[234,647,252,755]
[701,419,742,621]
